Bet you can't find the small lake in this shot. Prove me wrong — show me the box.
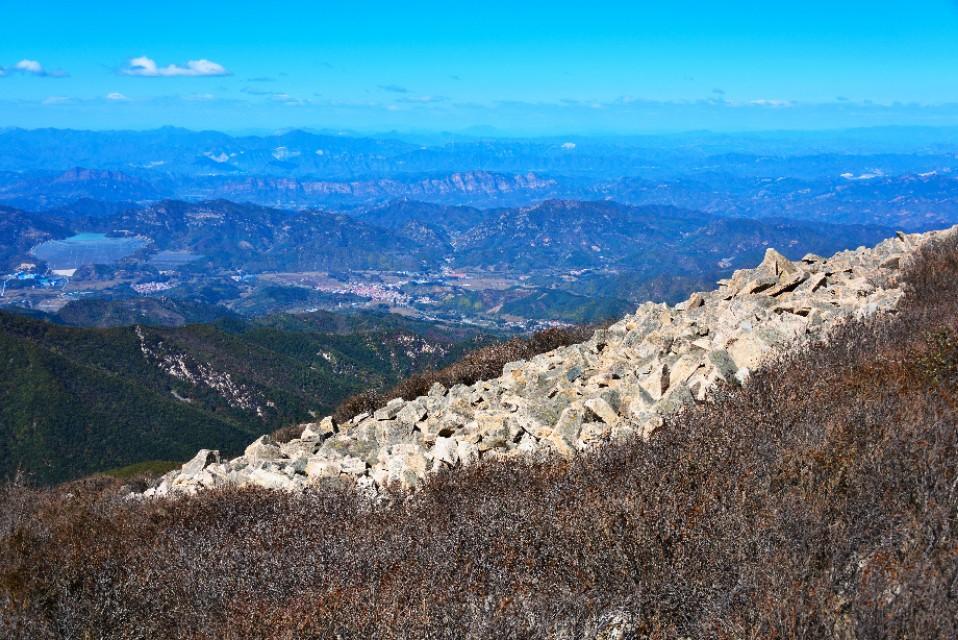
[30,233,149,269]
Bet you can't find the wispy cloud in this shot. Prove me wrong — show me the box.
[378,84,409,94]
[239,87,311,104]
[7,59,68,77]
[749,98,793,108]
[41,96,72,105]
[122,56,230,77]
[183,93,215,102]
[271,93,308,106]
[106,92,129,101]
[399,95,446,104]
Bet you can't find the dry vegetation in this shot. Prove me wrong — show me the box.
[2,239,958,638]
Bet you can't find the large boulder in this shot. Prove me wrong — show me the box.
[180,449,220,477]
[245,436,284,465]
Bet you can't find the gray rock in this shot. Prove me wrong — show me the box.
[245,436,283,465]
[432,436,459,467]
[397,401,427,425]
[760,247,798,276]
[374,397,406,420]
[305,457,342,479]
[180,449,220,477]
[584,397,619,425]
[248,465,299,491]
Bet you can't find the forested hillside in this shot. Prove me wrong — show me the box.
[0,310,485,483]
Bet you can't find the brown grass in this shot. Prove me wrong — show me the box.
[2,238,957,638]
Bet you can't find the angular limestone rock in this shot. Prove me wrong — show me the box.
[245,436,283,465]
[181,449,220,477]
[760,248,798,276]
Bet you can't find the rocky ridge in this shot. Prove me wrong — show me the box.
[146,226,956,498]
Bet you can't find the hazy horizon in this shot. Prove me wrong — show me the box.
[6,122,958,143]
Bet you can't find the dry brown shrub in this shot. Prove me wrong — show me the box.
[269,423,306,444]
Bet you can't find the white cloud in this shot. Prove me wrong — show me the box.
[10,59,67,77]
[183,93,215,101]
[41,96,72,105]
[15,59,43,74]
[561,142,576,150]
[106,91,129,101]
[122,56,229,77]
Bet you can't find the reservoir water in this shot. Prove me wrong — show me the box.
[30,233,148,269]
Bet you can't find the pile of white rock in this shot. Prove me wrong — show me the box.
[145,226,955,498]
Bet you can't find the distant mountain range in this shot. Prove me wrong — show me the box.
[4,198,894,277]
[0,198,898,326]
[1,167,955,232]
[1,128,957,229]
[3,126,958,177]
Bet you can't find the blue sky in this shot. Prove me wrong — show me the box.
[2,0,958,133]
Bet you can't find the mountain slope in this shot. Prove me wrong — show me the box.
[4,227,957,638]
[0,168,162,209]
[0,309,486,483]
[451,199,894,272]
[0,207,73,270]
[0,320,251,484]
[98,199,444,271]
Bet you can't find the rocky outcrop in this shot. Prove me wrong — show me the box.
[145,227,956,498]
[135,326,275,418]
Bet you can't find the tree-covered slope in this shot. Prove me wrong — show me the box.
[0,310,485,483]
[0,326,251,484]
